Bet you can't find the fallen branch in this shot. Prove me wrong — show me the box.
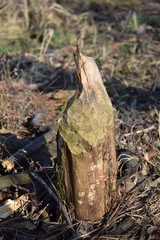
[2,125,57,171]
[0,173,31,190]
[0,169,56,190]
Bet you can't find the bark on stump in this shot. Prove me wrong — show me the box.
[57,45,118,221]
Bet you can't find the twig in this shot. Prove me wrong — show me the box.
[123,125,156,137]
[2,125,57,171]
[29,171,76,236]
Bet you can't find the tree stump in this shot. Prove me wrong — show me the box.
[57,44,118,221]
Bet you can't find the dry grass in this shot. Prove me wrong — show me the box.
[0,0,78,53]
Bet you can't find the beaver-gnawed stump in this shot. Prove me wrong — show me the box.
[57,44,118,221]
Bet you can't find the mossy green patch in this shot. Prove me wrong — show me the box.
[59,90,114,155]
[138,14,160,26]
[120,44,132,52]
[87,0,140,7]
[56,150,65,201]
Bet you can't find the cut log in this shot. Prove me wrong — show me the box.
[57,44,118,221]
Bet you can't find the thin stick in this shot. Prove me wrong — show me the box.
[29,171,76,235]
[123,125,155,137]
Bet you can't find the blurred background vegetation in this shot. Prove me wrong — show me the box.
[1,0,159,55]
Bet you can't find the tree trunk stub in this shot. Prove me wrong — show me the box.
[57,44,118,221]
